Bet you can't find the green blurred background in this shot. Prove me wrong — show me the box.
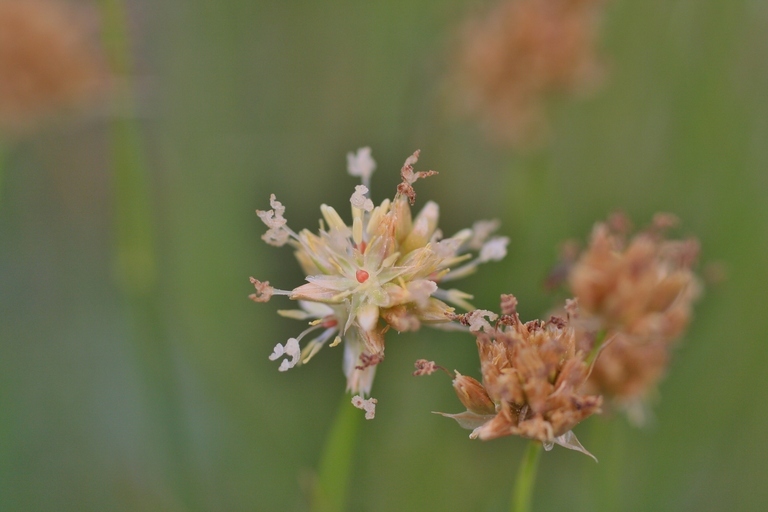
[2,0,767,510]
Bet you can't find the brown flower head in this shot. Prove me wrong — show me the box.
[0,0,106,135]
[428,296,602,459]
[566,213,702,420]
[454,0,607,147]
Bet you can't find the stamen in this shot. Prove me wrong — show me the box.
[353,216,364,246]
[351,395,378,420]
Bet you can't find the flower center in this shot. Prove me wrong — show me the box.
[356,269,370,283]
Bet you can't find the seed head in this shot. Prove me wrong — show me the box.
[433,296,601,459]
[453,0,607,148]
[0,0,107,136]
[566,214,702,419]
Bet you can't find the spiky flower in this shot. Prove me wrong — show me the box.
[427,296,602,459]
[251,148,508,401]
[566,213,702,422]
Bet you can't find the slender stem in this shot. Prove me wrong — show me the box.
[100,0,156,294]
[504,151,551,234]
[312,394,363,512]
[512,441,543,512]
[0,142,6,205]
[99,1,197,510]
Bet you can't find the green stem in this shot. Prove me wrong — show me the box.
[312,394,363,512]
[100,0,156,294]
[99,1,198,510]
[505,151,551,233]
[0,142,6,205]
[511,441,543,512]
[590,419,624,511]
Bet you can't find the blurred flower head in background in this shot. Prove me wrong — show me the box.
[453,0,607,148]
[251,148,509,401]
[566,213,702,423]
[0,0,107,137]
[428,295,602,459]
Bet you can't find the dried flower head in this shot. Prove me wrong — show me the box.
[429,296,602,458]
[454,0,606,147]
[0,0,106,136]
[251,148,508,401]
[566,214,702,419]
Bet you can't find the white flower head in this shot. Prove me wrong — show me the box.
[253,149,510,402]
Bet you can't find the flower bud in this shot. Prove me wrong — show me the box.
[453,372,496,415]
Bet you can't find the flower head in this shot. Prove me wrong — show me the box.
[453,0,607,148]
[0,0,107,136]
[427,296,602,459]
[565,213,702,421]
[251,148,508,401]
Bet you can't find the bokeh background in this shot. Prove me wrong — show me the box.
[2,0,768,511]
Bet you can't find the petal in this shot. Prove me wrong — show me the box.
[305,275,355,292]
[291,282,346,303]
[357,304,380,332]
[343,336,377,396]
[298,301,335,318]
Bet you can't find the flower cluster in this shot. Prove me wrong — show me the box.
[0,0,106,136]
[454,0,607,147]
[423,295,602,458]
[251,148,508,402]
[565,214,702,422]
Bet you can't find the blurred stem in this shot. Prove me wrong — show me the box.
[0,142,6,204]
[506,151,551,231]
[99,1,198,510]
[592,419,624,511]
[312,394,362,512]
[100,0,155,294]
[511,441,542,512]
